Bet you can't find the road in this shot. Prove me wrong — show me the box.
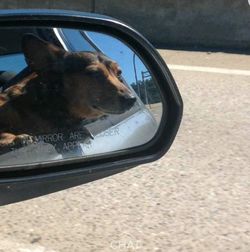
[0,50,249,252]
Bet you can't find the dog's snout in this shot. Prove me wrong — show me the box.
[119,93,136,107]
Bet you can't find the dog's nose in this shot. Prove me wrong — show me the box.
[120,93,137,107]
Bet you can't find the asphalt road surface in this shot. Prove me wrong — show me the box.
[0,50,249,252]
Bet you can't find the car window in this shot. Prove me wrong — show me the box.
[56,28,148,138]
[0,26,161,166]
[0,53,26,74]
[59,28,96,52]
[84,31,148,87]
[84,31,162,114]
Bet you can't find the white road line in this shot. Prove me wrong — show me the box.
[168,64,250,76]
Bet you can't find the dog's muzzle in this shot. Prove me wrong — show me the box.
[119,93,136,108]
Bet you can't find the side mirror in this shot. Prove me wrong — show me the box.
[0,9,183,205]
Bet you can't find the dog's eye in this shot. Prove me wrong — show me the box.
[117,69,123,80]
[117,69,122,76]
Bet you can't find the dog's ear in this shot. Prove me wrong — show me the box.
[22,34,65,72]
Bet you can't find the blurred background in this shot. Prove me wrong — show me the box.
[1,0,250,52]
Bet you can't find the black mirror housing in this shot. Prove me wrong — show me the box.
[0,9,183,205]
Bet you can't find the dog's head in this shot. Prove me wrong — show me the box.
[22,34,136,119]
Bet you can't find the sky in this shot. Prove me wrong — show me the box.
[0,53,25,74]
[86,31,150,85]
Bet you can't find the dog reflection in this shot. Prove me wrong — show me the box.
[0,34,136,154]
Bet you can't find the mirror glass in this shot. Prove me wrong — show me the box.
[0,27,163,167]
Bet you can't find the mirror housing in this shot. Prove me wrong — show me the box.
[0,9,183,205]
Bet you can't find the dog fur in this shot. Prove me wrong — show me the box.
[0,34,136,154]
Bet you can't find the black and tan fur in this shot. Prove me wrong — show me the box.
[0,34,136,154]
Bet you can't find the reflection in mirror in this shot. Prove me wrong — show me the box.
[84,30,163,123]
[0,27,163,168]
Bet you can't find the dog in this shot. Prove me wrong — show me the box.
[0,34,136,155]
